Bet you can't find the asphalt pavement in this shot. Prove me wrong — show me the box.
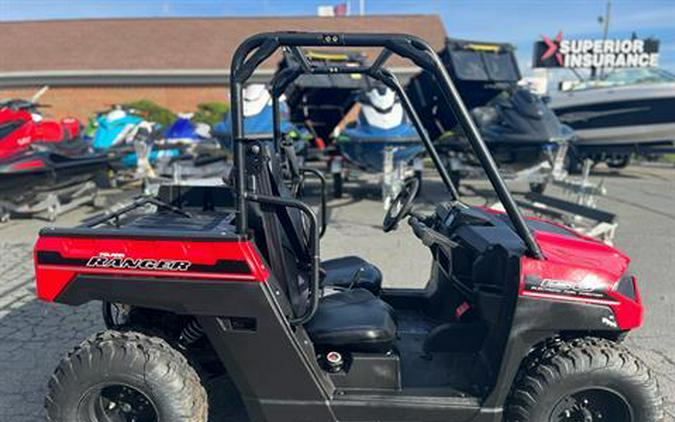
[0,164,673,421]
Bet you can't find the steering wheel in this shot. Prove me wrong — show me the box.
[383,177,420,233]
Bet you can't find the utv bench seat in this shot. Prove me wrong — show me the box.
[306,288,396,353]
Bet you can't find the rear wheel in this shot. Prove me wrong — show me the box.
[46,330,208,422]
[506,337,663,422]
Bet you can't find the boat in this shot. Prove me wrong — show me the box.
[550,68,675,168]
[333,86,424,203]
[0,103,108,221]
[406,38,573,191]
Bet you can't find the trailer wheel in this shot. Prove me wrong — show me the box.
[93,168,117,189]
[506,337,663,422]
[565,151,584,175]
[606,155,631,169]
[333,172,343,199]
[529,182,547,194]
[46,330,208,422]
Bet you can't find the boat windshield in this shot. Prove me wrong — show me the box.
[569,68,675,91]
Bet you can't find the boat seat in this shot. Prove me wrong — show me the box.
[306,288,397,353]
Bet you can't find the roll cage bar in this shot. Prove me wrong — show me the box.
[230,32,543,260]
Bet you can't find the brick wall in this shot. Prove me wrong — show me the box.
[1,85,230,121]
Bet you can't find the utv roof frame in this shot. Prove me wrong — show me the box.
[229,32,543,260]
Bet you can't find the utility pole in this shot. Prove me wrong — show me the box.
[598,0,612,78]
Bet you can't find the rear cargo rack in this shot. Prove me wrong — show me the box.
[81,196,192,228]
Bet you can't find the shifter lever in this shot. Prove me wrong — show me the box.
[349,267,365,289]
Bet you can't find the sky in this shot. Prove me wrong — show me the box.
[2,0,674,73]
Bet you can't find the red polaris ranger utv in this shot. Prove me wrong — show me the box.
[34,33,663,422]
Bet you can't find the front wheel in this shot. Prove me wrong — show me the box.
[46,330,208,422]
[506,337,664,422]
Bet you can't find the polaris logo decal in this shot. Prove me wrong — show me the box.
[86,253,191,272]
[525,275,609,299]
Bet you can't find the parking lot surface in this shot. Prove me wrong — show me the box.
[0,164,673,420]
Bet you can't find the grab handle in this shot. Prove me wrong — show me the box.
[245,192,320,326]
[299,167,327,238]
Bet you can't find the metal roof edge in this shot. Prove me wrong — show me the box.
[0,67,420,88]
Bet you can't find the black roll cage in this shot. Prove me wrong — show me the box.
[230,33,543,321]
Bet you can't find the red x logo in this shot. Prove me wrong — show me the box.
[541,31,564,65]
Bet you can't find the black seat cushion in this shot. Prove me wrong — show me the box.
[321,256,382,295]
[305,288,397,353]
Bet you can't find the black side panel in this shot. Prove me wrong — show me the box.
[57,275,336,422]
[331,395,484,422]
[57,276,266,316]
[197,281,337,422]
[482,296,620,408]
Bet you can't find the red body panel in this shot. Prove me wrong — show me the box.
[34,236,269,302]
[521,229,642,330]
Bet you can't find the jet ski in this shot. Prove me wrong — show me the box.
[406,38,572,192]
[90,106,180,180]
[0,89,81,148]
[338,87,423,172]
[214,84,309,157]
[334,86,424,203]
[152,113,228,182]
[0,101,108,222]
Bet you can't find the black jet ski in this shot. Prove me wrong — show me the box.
[407,38,573,191]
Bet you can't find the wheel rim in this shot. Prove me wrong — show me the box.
[551,388,633,422]
[79,383,159,422]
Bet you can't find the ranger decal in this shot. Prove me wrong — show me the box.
[86,253,191,272]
